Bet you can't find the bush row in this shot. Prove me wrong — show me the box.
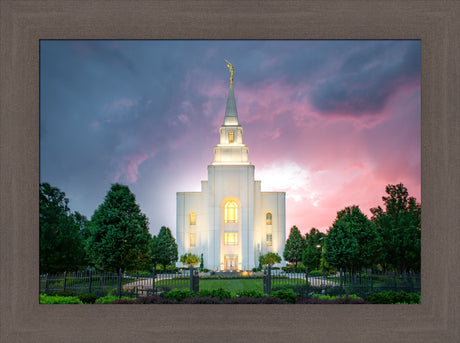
[366,290,420,304]
[40,289,419,305]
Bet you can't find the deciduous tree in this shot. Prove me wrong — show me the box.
[259,252,282,267]
[40,183,87,273]
[180,253,200,267]
[371,183,421,273]
[324,206,382,273]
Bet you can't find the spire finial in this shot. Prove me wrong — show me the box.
[225,59,234,84]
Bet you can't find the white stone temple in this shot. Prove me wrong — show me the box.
[176,61,286,271]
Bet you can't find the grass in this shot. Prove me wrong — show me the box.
[199,279,263,295]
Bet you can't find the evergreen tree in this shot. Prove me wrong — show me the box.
[324,206,382,274]
[40,183,87,273]
[371,183,421,273]
[151,226,178,270]
[283,226,307,266]
[86,184,151,273]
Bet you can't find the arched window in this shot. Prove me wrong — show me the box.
[266,212,272,225]
[224,201,238,223]
[228,131,234,143]
[189,212,196,225]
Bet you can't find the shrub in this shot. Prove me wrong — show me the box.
[95,295,136,304]
[164,289,195,302]
[367,291,420,304]
[40,294,83,304]
[222,296,286,304]
[197,288,232,300]
[77,293,98,304]
[156,285,173,293]
[135,296,173,304]
[271,289,298,304]
[181,296,222,304]
[236,289,267,298]
[272,284,307,297]
[311,294,362,301]
[111,296,174,304]
[296,296,368,304]
[46,290,76,297]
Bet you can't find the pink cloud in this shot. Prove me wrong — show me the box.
[191,77,420,236]
[111,152,149,184]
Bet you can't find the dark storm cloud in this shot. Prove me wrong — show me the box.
[40,40,420,235]
[308,41,420,116]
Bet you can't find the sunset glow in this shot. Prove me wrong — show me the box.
[40,40,420,236]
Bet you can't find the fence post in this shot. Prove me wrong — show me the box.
[339,268,343,298]
[63,271,67,292]
[189,265,194,293]
[370,269,373,294]
[117,268,122,298]
[194,268,199,293]
[45,273,49,293]
[305,267,308,294]
[88,270,92,294]
[263,269,267,294]
[393,270,396,291]
[152,267,156,296]
[268,264,271,295]
[409,271,413,293]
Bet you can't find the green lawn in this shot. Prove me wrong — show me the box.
[199,279,263,294]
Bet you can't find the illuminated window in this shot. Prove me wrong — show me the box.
[224,201,238,223]
[224,232,238,245]
[228,131,234,143]
[266,212,272,225]
[266,234,272,246]
[189,212,196,225]
[190,233,196,247]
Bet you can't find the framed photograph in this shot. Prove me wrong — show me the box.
[1,1,459,342]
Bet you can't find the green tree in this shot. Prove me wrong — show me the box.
[324,206,382,274]
[40,183,87,273]
[370,183,421,273]
[180,253,200,267]
[283,226,307,266]
[86,184,151,273]
[151,226,178,270]
[302,228,325,271]
[259,252,282,267]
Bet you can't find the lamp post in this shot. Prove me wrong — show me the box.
[318,236,324,275]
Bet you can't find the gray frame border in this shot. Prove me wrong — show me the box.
[1,1,459,342]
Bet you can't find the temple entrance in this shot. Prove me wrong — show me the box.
[224,255,238,271]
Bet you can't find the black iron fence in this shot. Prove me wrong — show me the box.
[40,265,419,299]
[265,266,420,298]
[40,266,200,298]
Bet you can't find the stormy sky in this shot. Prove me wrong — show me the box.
[40,40,421,236]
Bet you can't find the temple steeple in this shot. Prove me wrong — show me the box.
[212,60,249,165]
[223,60,239,126]
[223,83,239,126]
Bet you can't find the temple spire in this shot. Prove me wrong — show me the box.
[223,60,239,126]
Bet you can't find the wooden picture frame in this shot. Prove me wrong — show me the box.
[1,1,459,342]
